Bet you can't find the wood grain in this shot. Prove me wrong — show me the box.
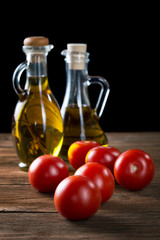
[0,132,160,240]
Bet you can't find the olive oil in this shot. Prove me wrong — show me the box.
[12,38,64,171]
[60,44,110,161]
[12,76,63,171]
[59,105,107,160]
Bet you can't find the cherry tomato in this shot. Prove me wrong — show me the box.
[68,141,101,169]
[28,155,69,192]
[54,175,101,220]
[75,162,115,203]
[85,146,121,173]
[114,149,155,191]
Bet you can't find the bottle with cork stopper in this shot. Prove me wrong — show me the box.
[60,43,110,160]
[12,36,63,171]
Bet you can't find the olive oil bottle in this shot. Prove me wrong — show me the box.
[60,44,110,160]
[12,37,63,171]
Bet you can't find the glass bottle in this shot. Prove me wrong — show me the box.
[12,37,63,171]
[60,44,110,160]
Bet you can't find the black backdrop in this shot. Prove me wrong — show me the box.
[1,4,159,133]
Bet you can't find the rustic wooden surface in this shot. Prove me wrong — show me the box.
[0,132,160,240]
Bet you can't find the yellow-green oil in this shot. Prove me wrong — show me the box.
[12,76,63,171]
[59,105,107,160]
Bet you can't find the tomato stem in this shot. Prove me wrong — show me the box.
[132,165,138,172]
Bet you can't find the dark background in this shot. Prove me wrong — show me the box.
[1,3,159,133]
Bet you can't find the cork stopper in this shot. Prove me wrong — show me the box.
[67,43,87,53]
[65,43,87,70]
[23,36,49,46]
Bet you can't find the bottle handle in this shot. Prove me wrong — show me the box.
[12,61,27,95]
[87,76,110,118]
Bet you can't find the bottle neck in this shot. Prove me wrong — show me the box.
[22,45,53,93]
[23,45,53,76]
[61,61,90,112]
[24,53,49,93]
[26,53,48,77]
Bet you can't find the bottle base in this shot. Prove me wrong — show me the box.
[19,162,29,172]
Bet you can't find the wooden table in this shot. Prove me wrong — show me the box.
[0,132,160,240]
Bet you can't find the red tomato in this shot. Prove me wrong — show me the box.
[114,149,155,191]
[54,175,101,220]
[75,162,115,203]
[28,155,69,192]
[85,146,121,173]
[68,141,101,169]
